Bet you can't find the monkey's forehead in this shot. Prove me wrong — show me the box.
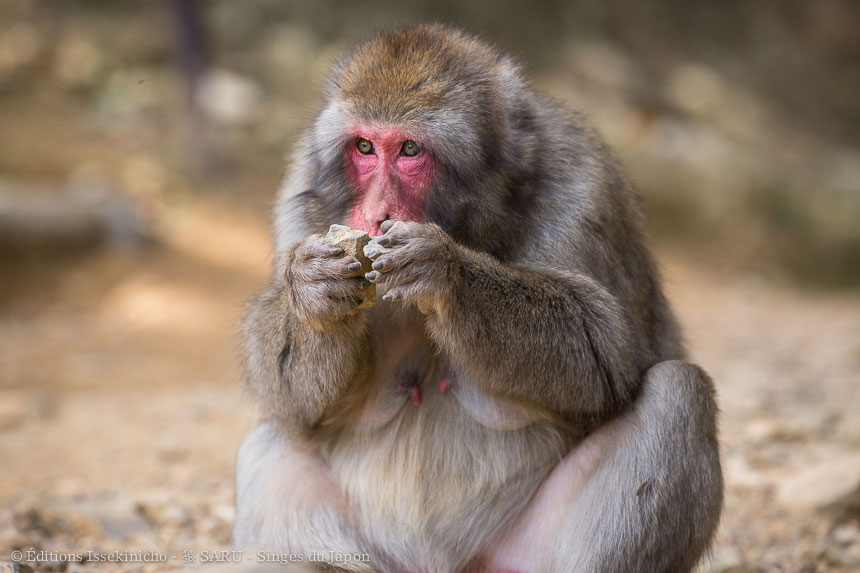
[333,25,505,121]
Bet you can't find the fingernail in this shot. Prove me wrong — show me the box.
[382,292,393,301]
[372,260,385,271]
[365,271,378,281]
[347,262,362,271]
[377,237,390,246]
[329,247,344,256]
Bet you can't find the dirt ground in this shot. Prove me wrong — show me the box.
[0,199,858,572]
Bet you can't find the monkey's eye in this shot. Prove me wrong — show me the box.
[400,140,420,157]
[356,138,374,155]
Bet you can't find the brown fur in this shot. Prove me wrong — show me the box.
[235,24,722,572]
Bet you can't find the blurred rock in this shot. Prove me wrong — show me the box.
[827,523,860,567]
[744,411,834,443]
[211,504,235,524]
[832,522,860,545]
[775,453,860,512]
[0,524,29,553]
[564,41,638,93]
[197,69,261,127]
[667,63,726,117]
[135,498,192,530]
[53,31,103,88]
[119,155,167,204]
[8,498,155,546]
[0,22,41,78]
[0,563,34,573]
[0,391,57,432]
[704,544,744,572]
[823,522,860,569]
[836,394,860,446]
[0,182,151,254]
[0,393,28,432]
[722,454,770,488]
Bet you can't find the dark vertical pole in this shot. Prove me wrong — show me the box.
[169,0,210,174]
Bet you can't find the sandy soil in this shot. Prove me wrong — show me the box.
[1,202,859,572]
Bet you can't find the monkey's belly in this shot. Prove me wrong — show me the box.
[329,390,570,570]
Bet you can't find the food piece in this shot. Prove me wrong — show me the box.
[324,224,375,308]
[363,221,407,260]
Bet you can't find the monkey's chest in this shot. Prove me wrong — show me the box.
[328,391,569,569]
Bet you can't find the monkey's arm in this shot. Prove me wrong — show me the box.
[243,243,370,434]
[435,248,641,422]
[367,222,643,425]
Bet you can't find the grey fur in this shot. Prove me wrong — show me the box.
[235,24,722,572]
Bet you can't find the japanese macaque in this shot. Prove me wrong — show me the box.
[234,24,723,572]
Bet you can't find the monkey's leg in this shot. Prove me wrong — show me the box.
[481,361,723,573]
[233,422,377,572]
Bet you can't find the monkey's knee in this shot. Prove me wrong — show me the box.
[233,423,367,562]
[233,422,284,546]
[233,421,331,546]
[638,360,724,562]
[641,360,720,441]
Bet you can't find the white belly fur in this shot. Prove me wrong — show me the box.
[327,387,571,571]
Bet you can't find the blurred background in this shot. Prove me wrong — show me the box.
[0,1,858,571]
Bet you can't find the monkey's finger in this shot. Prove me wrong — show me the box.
[375,222,415,247]
[320,277,367,298]
[364,270,383,283]
[381,288,403,302]
[295,278,365,313]
[323,256,363,277]
[399,237,443,262]
[381,282,436,306]
[315,298,362,320]
[293,262,331,282]
[326,282,373,315]
[295,256,364,282]
[296,241,345,261]
[371,257,394,273]
[373,261,441,293]
[342,258,366,278]
[378,229,442,263]
[365,264,415,284]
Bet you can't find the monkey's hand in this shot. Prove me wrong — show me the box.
[287,234,370,328]
[363,220,456,315]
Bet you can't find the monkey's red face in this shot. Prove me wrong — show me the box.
[345,127,434,236]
